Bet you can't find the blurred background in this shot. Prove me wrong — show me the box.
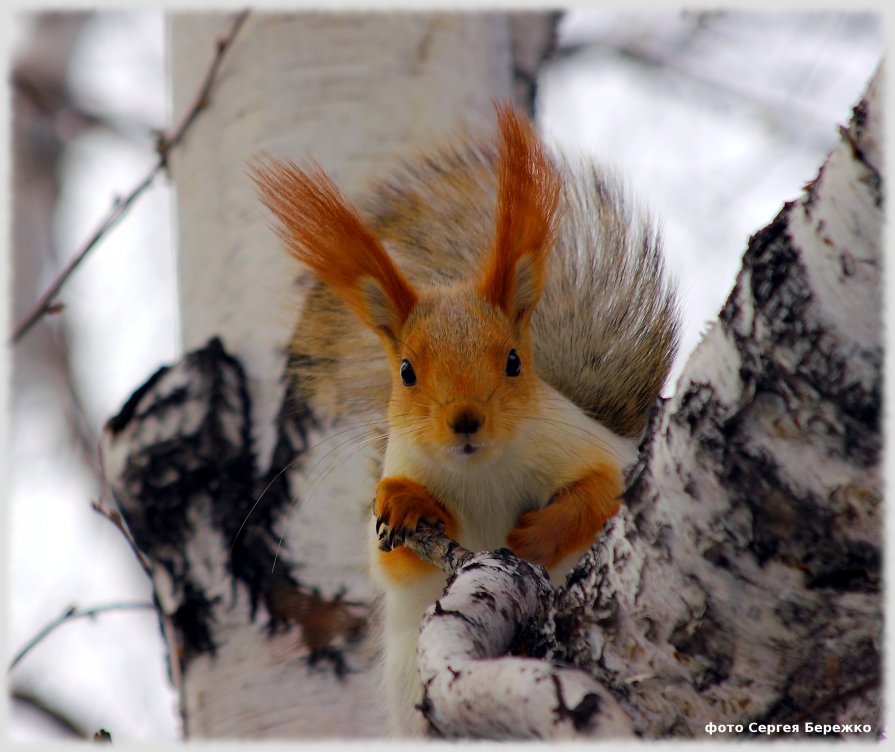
[5,8,883,743]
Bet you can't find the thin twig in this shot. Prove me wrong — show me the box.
[10,688,89,739]
[8,601,156,673]
[391,520,472,575]
[156,9,250,162]
[10,8,251,345]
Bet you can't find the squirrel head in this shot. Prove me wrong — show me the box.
[253,105,561,464]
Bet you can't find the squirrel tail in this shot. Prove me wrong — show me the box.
[533,157,680,436]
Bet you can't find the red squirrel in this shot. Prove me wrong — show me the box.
[253,106,679,735]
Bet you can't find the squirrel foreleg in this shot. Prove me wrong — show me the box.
[506,465,623,570]
[374,476,458,584]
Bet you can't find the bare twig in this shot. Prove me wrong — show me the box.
[10,688,89,739]
[156,9,250,162]
[390,520,473,575]
[8,601,156,673]
[10,9,251,345]
[14,69,119,138]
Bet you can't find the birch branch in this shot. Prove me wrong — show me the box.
[8,602,155,673]
[416,547,634,739]
[399,523,633,738]
[396,520,472,574]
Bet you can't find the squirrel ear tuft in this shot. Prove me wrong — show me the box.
[252,157,417,347]
[477,104,562,326]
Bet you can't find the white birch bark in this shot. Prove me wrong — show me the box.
[413,65,883,738]
[102,10,558,739]
[416,547,633,738]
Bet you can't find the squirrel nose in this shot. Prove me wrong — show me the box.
[450,411,482,436]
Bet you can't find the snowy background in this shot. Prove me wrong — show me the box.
[4,7,884,744]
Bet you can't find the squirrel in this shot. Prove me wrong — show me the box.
[252,105,680,736]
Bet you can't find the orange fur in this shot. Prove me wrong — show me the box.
[477,105,562,322]
[389,291,539,461]
[251,159,418,340]
[506,464,623,569]
[375,476,458,583]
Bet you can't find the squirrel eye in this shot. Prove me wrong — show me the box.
[506,349,521,377]
[400,359,417,387]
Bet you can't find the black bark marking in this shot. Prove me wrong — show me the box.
[773,597,821,626]
[842,96,882,209]
[804,539,880,592]
[509,611,546,659]
[701,541,735,572]
[431,600,478,629]
[173,582,219,660]
[106,337,362,677]
[551,674,603,733]
[417,678,441,737]
[668,601,734,691]
[670,382,731,468]
[307,645,350,678]
[471,590,496,607]
[106,339,259,663]
[721,439,880,592]
[105,363,171,435]
[721,211,881,469]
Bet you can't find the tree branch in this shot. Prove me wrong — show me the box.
[394,521,634,738]
[394,520,473,574]
[416,547,633,739]
[10,8,251,345]
[10,688,89,739]
[8,601,155,673]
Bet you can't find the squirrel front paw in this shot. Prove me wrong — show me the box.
[506,505,568,569]
[374,476,454,552]
[507,472,622,570]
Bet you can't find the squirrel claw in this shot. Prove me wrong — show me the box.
[386,526,406,550]
[374,476,454,555]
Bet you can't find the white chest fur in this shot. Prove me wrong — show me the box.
[380,382,635,555]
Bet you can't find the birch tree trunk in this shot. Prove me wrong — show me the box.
[412,65,883,738]
[102,11,557,739]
